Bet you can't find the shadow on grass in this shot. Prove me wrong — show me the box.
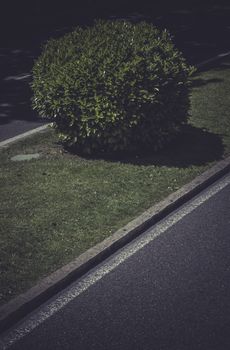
[69,125,224,167]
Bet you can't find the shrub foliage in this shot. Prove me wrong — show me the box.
[32,20,194,154]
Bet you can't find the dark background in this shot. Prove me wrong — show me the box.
[1,0,229,38]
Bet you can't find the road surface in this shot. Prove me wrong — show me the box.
[1,172,230,350]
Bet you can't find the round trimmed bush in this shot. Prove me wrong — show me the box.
[32,20,194,154]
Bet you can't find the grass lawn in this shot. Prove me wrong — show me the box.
[0,60,230,306]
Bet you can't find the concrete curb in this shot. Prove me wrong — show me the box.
[0,156,230,333]
[0,124,50,150]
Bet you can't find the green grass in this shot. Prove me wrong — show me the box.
[0,60,230,306]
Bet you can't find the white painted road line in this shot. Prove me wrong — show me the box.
[1,173,230,350]
[0,125,49,149]
[197,51,230,68]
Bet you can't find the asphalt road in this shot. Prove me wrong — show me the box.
[1,172,230,350]
[0,47,46,142]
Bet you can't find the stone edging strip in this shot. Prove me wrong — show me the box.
[0,155,230,333]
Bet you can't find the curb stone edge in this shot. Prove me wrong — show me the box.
[0,155,230,334]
